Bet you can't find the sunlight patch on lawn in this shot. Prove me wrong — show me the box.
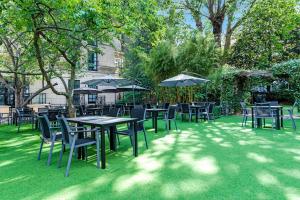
[256,171,279,186]
[0,160,14,167]
[247,152,274,163]
[113,172,156,192]
[45,185,81,200]
[176,154,219,175]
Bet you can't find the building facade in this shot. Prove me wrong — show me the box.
[29,40,124,106]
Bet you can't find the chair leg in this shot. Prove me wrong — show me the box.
[47,135,56,166]
[143,128,148,149]
[241,116,245,127]
[85,146,88,162]
[96,137,100,169]
[117,134,120,145]
[58,144,64,168]
[174,119,178,131]
[65,139,76,177]
[129,136,133,146]
[37,140,44,160]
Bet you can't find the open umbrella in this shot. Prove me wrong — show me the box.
[73,87,99,94]
[117,85,150,92]
[160,74,209,87]
[82,75,131,87]
[160,73,209,102]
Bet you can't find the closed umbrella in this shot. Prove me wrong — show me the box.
[73,87,99,94]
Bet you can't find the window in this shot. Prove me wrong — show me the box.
[88,52,98,71]
[88,85,97,104]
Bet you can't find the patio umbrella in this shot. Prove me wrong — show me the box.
[160,73,209,101]
[160,73,209,87]
[117,85,150,92]
[117,85,150,105]
[73,87,99,94]
[82,75,131,87]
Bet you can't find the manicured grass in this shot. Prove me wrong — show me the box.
[1,115,300,200]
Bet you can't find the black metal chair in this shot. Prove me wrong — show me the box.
[287,109,296,130]
[180,103,191,121]
[117,108,148,150]
[56,115,100,177]
[254,104,275,128]
[15,107,35,132]
[240,101,250,126]
[199,102,216,121]
[102,105,110,115]
[163,106,178,133]
[0,111,11,125]
[37,115,62,166]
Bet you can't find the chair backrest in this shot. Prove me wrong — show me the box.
[107,108,120,117]
[254,105,272,117]
[134,105,143,109]
[163,103,170,109]
[208,102,215,113]
[268,101,279,106]
[37,115,52,139]
[255,102,270,106]
[16,107,33,117]
[56,115,71,144]
[130,108,146,131]
[181,103,190,113]
[240,101,247,109]
[78,105,85,116]
[130,108,146,121]
[167,106,176,119]
[48,109,61,121]
[102,105,110,115]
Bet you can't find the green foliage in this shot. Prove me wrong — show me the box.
[230,0,299,69]
[272,59,300,99]
[177,34,220,76]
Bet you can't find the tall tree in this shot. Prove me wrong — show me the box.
[0,10,55,107]
[181,0,257,55]
[3,0,159,116]
[229,0,299,69]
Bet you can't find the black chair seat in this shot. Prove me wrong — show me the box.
[75,138,96,146]
[116,130,132,136]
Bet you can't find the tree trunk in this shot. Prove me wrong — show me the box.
[66,95,76,117]
[211,18,223,47]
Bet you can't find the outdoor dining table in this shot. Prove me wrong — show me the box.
[190,105,206,123]
[67,116,138,169]
[86,107,102,115]
[251,106,283,130]
[146,108,168,133]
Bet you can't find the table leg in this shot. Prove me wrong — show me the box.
[100,126,106,169]
[280,108,283,128]
[109,126,117,151]
[196,108,199,123]
[276,109,280,130]
[77,122,85,160]
[251,107,254,128]
[154,112,158,133]
[132,121,138,157]
[152,114,155,128]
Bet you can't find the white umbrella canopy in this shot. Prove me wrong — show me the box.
[160,74,209,87]
[82,75,131,87]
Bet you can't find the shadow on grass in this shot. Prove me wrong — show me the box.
[1,115,300,199]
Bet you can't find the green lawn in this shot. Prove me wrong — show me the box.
[1,115,300,200]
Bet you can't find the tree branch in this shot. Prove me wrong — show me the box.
[21,83,58,107]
